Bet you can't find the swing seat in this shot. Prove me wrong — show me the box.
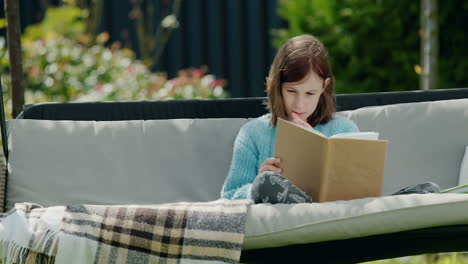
[3,88,468,263]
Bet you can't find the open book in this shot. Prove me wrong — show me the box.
[274,118,388,202]
[441,184,468,194]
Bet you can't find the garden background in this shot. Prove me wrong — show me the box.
[1,0,467,117]
[0,1,467,262]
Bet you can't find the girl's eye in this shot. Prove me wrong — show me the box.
[307,93,315,96]
[287,90,295,93]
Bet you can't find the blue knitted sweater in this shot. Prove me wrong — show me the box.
[220,113,359,200]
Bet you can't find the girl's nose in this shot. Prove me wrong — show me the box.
[293,96,305,109]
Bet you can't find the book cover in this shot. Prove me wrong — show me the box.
[274,118,388,202]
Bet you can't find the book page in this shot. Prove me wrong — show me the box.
[330,132,379,140]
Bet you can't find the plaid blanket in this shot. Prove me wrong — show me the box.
[56,199,251,264]
[0,203,59,264]
[0,199,251,264]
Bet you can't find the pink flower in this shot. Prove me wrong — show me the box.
[170,79,179,89]
[191,69,203,78]
[95,84,103,92]
[191,66,208,78]
[30,65,41,78]
[126,66,135,75]
[209,79,225,88]
[179,76,189,85]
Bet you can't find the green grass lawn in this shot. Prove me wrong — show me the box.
[363,253,468,264]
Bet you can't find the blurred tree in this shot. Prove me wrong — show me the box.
[3,0,24,117]
[274,0,468,93]
[420,0,438,90]
[76,0,104,40]
[131,0,182,68]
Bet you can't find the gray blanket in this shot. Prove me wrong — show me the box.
[0,199,252,264]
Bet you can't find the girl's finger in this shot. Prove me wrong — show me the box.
[264,157,281,165]
[260,164,282,173]
[294,119,310,128]
[291,115,312,128]
[301,121,312,128]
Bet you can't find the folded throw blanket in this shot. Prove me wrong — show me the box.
[1,199,251,264]
[0,203,60,264]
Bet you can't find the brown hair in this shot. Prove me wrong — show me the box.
[266,34,336,126]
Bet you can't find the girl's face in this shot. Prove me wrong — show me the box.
[281,71,329,123]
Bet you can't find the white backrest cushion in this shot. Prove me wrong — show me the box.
[458,146,468,185]
[339,99,468,194]
[7,119,248,209]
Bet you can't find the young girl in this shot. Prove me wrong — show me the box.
[221,34,440,204]
[221,34,359,203]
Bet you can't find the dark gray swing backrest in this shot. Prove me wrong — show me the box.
[18,88,468,121]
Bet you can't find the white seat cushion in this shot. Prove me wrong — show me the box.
[243,193,468,249]
[4,194,468,251]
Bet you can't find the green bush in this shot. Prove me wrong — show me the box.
[0,4,227,117]
[364,253,468,264]
[274,0,468,93]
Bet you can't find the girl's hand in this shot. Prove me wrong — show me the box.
[259,158,282,174]
[291,112,312,129]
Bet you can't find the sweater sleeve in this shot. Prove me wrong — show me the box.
[221,123,259,200]
[329,115,360,136]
